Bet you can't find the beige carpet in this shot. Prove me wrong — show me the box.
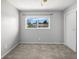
[3,44,76,59]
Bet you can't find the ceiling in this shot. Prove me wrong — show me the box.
[7,0,77,11]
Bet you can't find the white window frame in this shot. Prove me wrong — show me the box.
[25,15,50,29]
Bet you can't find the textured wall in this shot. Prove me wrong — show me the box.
[1,0,19,57]
[19,11,64,44]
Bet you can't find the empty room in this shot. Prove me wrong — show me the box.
[1,0,77,59]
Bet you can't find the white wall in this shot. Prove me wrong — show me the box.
[19,11,64,44]
[64,4,77,52]
[1,0,19,57]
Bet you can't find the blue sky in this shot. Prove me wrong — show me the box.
[38,18,48,23]
[26,17,48,24]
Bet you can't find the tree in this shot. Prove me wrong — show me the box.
[43,20,48,24]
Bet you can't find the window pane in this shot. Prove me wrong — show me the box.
[26,17,37,28]
[38,18,48,28]
[25,16,49,29]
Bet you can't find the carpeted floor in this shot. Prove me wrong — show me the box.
[3,44,77,59]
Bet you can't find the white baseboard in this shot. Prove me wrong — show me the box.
[64,43,77,53]
[19,42,64,44]
[1,42,19,58]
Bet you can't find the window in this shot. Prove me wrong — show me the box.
[25,16,50,29]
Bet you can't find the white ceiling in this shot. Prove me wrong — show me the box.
[7,0,77,11]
